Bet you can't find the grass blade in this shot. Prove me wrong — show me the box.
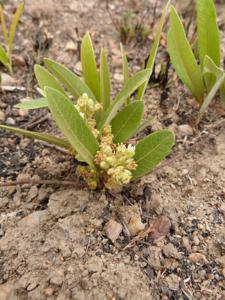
[45,87,99,167]
[167,6,204,103]
[0,125,70,149]
[81,32,100,100]
[132,130,175,180]
[0,44,9,67]
[100,48,110,110]
[0,5,9,47]
[44,58,96,101]
[111,101,144,143]
[97,69,150,130]
[200,73,225,113]
[120,43,129,83]
[8,2,24,57]
[137,0,171,100]
[196,0,220,68]
[203,55,225,104]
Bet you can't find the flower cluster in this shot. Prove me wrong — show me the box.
[75,93,102,138]
[75,93,137,190]
[95,142,137,190]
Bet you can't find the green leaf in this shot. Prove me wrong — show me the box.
[45,87,99,167]
[196,0,220,68]
[203,55,225,104]
[0,125,70,149]
[167,6,204,103]
[111,101,144,143]
[8,2,24,57]
[81,32,100,100]
[120,43,129,84]
[137,0,171,100]
[34,65,65,96]
[0,5,9,47]
[200,73,225,113]
[44,58,96,101]
[100,48,110,110]
[97,69,150,130]
[132,130,175,180]
[120,43,130,104]
[14,98,48,110]
[0,44,9,67]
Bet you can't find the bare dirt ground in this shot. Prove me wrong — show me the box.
[0,0,225,299]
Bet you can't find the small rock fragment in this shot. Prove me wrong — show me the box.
[104,219,122,242]
[44,287,54,296]
[147,246,163,270]
[6,117,15,125]
[118,205,145,236]
[163,243,182,259]
[49,269,64,286]
[178,124,193,137]
[65,40,77,52]
[145,192,163,215]
[75,61,82,72]
[0,111,5,122]
[1,73,17,86]
[218,255,225,267]
[114,72,123,82]
[85,256,103,274]
[188,252,207,263]
[27,186,38,201]
[148,215,171,239]
[182,236,191,251]
[26,282,38,291]
[162,274,181,291]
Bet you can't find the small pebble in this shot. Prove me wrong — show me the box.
[104,219,122,242]
[6,117,15,125]
[0,111,5,122]
[188,252,207,263]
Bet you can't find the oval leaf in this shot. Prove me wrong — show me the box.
[44,58,96,101]
[167,6,204,103]
[35,65,65,96]
[111,101,144,143]
[197,0,220,68]
[81,32,100,100]
[45,87,99,167]
[14,98,48,110]
[132,130,175,180]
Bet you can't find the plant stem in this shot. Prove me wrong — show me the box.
[0,179,78,187]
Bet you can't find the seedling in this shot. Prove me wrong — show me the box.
[0,2,174,191]
[167,0,225,114]
[0,2,24,73]
[106,1,149,45]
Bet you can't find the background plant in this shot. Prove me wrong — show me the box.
[0,1,174,191]
[167,0,225,115]
[0,2,24,73]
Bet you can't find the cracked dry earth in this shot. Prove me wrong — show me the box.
[0,0,225,299]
